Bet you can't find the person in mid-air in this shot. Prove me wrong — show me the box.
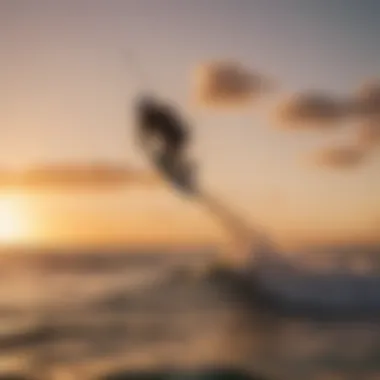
[135,95,190,167]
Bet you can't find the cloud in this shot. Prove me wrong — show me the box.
[191,61,272,108]
[0,163,159,190]
[356,117,380,150]
[353,80,380,117]
[309,146,367,169]
[274,92,348,129]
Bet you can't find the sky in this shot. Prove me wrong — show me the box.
[1,0,380,247]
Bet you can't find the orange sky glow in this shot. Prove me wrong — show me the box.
[1,1,380,249]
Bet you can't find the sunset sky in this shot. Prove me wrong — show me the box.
[1,0,380,247]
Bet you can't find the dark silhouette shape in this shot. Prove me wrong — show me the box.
[101,366,267,380]
[135,96,190,165]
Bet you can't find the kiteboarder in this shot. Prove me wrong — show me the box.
[135,95,190,168]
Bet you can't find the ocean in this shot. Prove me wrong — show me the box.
[0,247,380,380]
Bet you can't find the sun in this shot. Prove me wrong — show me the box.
[0,196,28,244]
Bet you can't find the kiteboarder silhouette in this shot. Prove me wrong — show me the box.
[134,94,197,194]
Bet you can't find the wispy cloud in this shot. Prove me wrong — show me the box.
[0,163,159,191]
[274,92,348,130]
[356,117,380,150]
[352,80,380,117]
[191,61,272,108]
[351,80,380,153]
[190,59,380,171]
[309,146,367,169]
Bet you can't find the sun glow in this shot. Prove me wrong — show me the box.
[0,195,30,244]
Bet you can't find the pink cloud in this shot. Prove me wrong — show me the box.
[191,61,272,108]
[309,146,367,169]
[274,92,348,130]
